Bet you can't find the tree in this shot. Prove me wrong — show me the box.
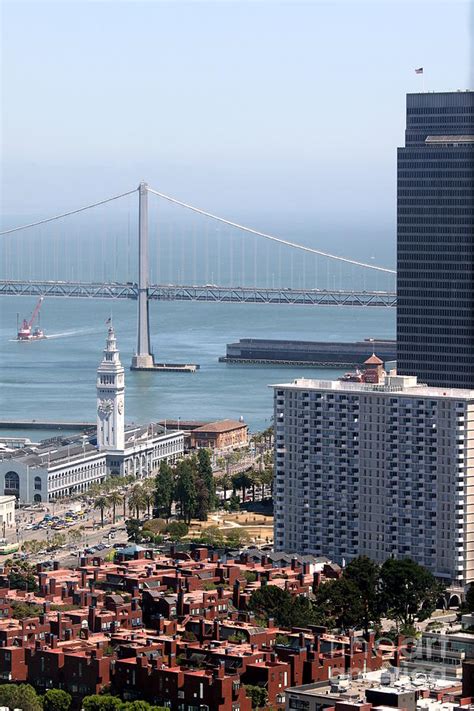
[344,556,382,633]
[216,472,232,503]
[108,490,123,525]
[22,539,43,555]
[143,518,167,535]
[154,461,175,518]
[228,492,240,511]
[247,469,259,501]
[82,696,123,711]
[313,578,365,630]
[11,601,42,619]
[128,486,146,520]
[43,689,72,711]
[224,528,250,548]
[142,488,155,518]
[196,525,225,547]
[68,528,82,546]
[174,459,196,524]
[379,558,444,629]
[8,561,38,591]
[166,521,189,540]
[94,495,109,527]
[194,476,210,521]
[125,519,142,542]
[245,684,268,709]
[259,467,273,500]
[249,585,319,628]
[0,684,42,711]
[232,471,253,503]
[466,583,474,613]
[197,449,217,510]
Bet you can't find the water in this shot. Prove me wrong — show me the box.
[0,296,395,433]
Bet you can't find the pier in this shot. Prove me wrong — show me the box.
[0,420,95,431]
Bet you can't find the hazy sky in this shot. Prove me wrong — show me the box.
[1,0,472,227]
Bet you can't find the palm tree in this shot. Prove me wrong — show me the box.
[94,496,109,528]
[232,471,252,503]
[217,472,232,503]
[259,467,274,500]
[128,486,146,520]
[143,489,154,518]
[248,469,259,501]
[108,491,123,525]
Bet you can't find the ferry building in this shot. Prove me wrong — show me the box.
[0,328,184,503]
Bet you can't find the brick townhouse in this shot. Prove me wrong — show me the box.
[0,546,394,709]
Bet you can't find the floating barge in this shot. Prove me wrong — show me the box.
[219,338,396,367]
[131,362,200,373]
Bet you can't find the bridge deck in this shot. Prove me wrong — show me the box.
[0,280,397,307]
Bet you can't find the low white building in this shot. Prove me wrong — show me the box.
[0,495,15,532]
[0,328,184,503]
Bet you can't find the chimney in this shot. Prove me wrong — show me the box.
[217,586,224,600]
[213,619,220,641]
[291,556,298,570]
[217,660,225,678]
[177,589,184,617]
[88,606,96,630]
[312,571,321,593]
[80,571,88,588]
[267,617,275,629]
[53,561,60,571]
[233,580,241,609]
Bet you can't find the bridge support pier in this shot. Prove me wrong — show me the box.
[131,181,154,370]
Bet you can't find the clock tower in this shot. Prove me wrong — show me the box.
[97,326,125,451]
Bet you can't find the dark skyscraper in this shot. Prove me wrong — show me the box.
[397,91,474,388]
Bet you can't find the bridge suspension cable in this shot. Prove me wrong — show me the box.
[0,189,138,236]
[147,186,396,275]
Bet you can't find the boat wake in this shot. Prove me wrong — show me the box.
[44,328,94,340]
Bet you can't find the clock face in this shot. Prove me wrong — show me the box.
[98,398,114,417]
[118,399,123,414]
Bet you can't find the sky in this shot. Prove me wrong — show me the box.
[1,0,472,231]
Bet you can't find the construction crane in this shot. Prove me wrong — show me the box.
[17,297,46,340]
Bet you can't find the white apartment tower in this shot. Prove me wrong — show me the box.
[272,375,474,586]
[97,326,125,451]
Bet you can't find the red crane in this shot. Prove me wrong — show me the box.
[17,297,46,340]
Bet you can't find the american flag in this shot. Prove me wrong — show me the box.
[415,67,423,74]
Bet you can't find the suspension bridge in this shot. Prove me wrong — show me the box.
[0,181,397,368]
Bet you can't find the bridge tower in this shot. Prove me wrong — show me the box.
[131,181,154,369]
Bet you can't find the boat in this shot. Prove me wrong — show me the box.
[17,297,47,341]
